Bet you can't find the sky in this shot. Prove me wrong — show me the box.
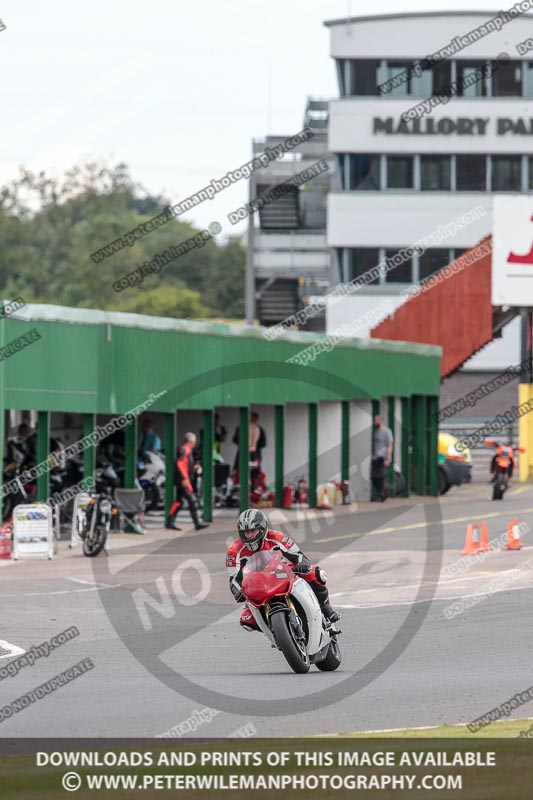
[0,0,509,237]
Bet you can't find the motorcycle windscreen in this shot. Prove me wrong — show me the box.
[241,550,292,605]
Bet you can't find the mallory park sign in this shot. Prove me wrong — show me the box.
[374,117,533,136]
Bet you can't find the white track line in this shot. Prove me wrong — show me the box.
[337,582,533,609]
[0,586,119,599]
[0,639,25,659]
[330,565,533,598]
[65,577,115,588]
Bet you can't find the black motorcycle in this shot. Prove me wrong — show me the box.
[78,493,114,557]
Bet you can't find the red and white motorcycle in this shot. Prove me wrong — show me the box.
[241,548,342,674]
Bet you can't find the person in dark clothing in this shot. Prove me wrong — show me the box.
[371,414,393,502]
[166,433,209,531]
[251,412,266,464]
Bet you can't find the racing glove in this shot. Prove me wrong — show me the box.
[230,580,245,603]
[292,554,312,575]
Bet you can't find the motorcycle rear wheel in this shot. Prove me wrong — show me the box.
[270,612,310,674]
[83,524,108,557]
[316,637,342,671]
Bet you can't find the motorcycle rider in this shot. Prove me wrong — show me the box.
[487,440,515,481]
[226,508,340,632]
[166,432,209,531]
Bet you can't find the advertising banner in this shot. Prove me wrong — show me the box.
[12,504,54,560]
[493,195,533,306]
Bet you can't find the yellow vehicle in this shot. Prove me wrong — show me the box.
[438,432,472,494]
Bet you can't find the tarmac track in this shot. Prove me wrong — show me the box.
[1,483,532,737]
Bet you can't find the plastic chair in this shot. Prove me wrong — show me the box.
[114,488,146,534]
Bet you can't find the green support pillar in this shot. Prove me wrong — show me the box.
[387,396,396,489]
[164,412,176,527]
[428,395,439,497]
[202,409,214,522]
[82,413,96,491]
[341,401,350,482]
[370,399,380,500]
[308,403,318,508]
[275,405,284,507]
[239,407,249,512]
[401,397,412,497]
[36,411,50,501]
[0,310,4,518]
[413,395,427,495]
[0,410,4,520]
[123,415,138,489]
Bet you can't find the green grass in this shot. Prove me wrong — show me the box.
[336,718,533,738]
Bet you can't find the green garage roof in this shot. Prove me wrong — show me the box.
[0,303,441,414]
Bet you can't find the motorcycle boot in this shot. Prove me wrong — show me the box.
[310,581,341,623]
[188,491,209,530]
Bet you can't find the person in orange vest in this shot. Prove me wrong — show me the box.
[166,433,209,531]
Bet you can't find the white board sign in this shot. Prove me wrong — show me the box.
[70,492,91,548]
[12,504,54,560]
[493,196,533,306]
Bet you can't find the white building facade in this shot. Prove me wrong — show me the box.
[324,10,533,368]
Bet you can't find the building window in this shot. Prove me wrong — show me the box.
[347,248,380,284]
[349,60,380,95]
[382,61,415,96]
[491,59,522,96]
[419,249,451,282]
[348,154,380,190]
[420,60,452,97]
[528,157,533,190]
[336,59,346,96]
[456,60,488,97]
[337,155,346,190]
[526,63,533,97]
[420,156,451,190]
[387,156,414,189]
[452,248,468,261]
[456,155,486,191]
[492,156,522,191]
[384,249,413,283]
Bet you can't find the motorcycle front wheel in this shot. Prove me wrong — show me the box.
[83,524,108,557]
[270,611,310,674]
[316,637,342,671]
[493,475,505,500]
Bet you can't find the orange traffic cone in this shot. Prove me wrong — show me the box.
[478,520,493,552]
[461,523,481,555]
[504,518,522,550]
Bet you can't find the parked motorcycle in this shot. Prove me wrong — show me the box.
[240,548,342,674]
[137,450,165,511]
[485,438,525,500]
[78,493,115,557]
[95,456,121,495]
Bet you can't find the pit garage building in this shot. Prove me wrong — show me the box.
[0,304,441,520]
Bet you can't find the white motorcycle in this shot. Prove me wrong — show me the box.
[240,548,342,674]
[137,451,165,511]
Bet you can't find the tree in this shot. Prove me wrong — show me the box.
[109,284,211,319]
[0,161,246,320]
